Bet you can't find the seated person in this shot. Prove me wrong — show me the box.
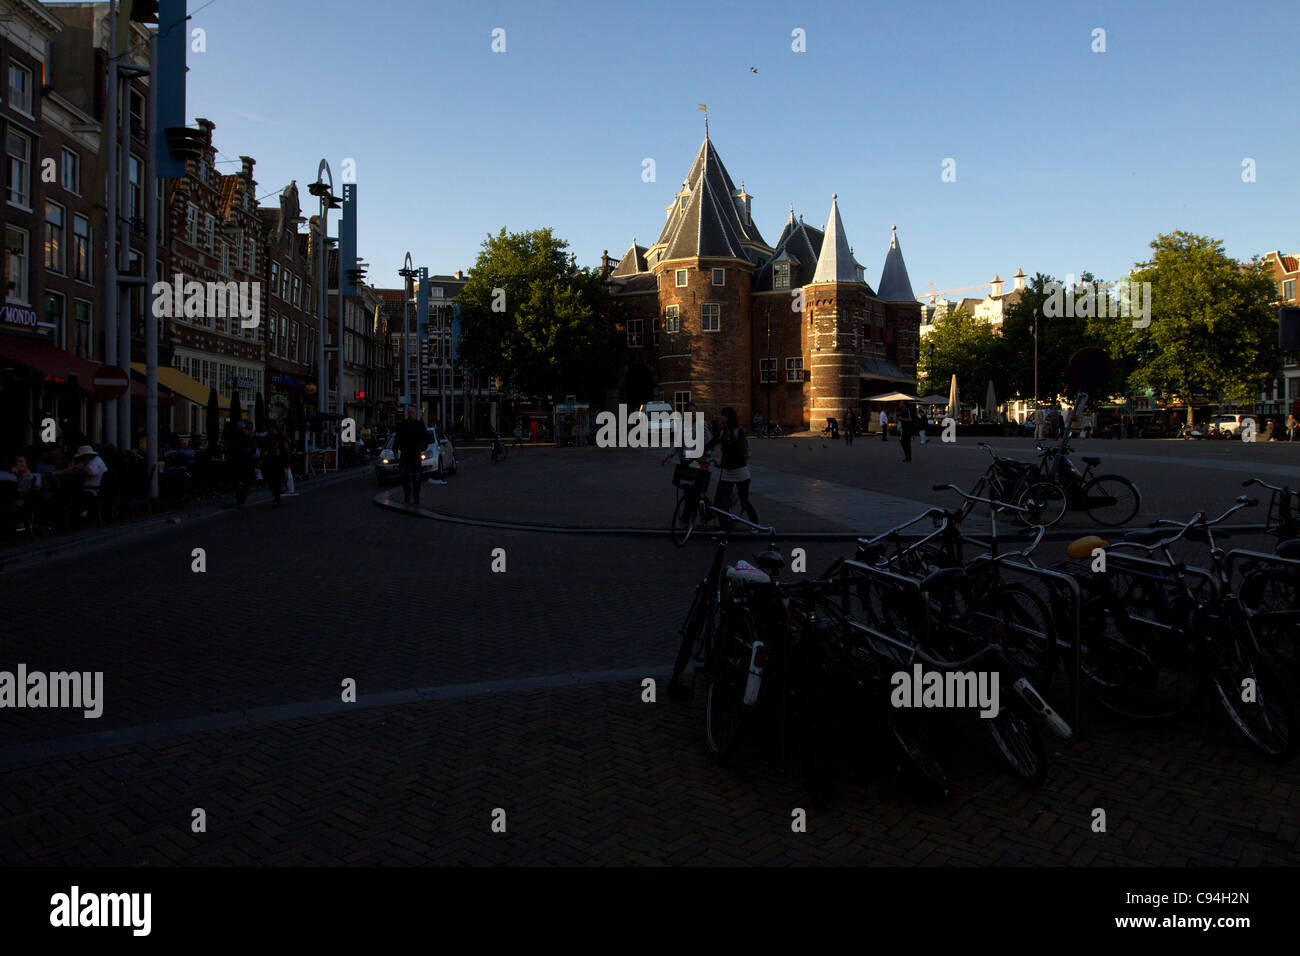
[53,445,108,519]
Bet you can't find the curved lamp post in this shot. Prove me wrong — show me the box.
[307,160,341,415]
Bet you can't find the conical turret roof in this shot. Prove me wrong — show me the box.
[877,225,916,302]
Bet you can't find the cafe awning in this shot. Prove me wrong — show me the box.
[0,334,98,392]
[864,391,921,403]
[131,363,229,409]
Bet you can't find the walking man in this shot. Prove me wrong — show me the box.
[261,421,291,507]
[844,408,856,446]
[879,407,889,441]
[900,405,916,462]
[395,405,428,504]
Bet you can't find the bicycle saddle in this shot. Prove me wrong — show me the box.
[1067,535,1108,559]
[726,561,771,587]
[919,566,966,593]
[754,550,785,574]
[856,541,885,563]
[1277,539,1300,560]
[1082,456,1101,466]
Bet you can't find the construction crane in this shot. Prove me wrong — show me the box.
[916,280,992,306]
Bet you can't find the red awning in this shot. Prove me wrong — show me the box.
[0,335,98,392]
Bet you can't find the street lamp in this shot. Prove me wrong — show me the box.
[765,311,773,431]
[1033,307,1039,405]
[398,253,417,415]
[308,160,341,415]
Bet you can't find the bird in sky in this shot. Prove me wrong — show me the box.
[750,67,758,73]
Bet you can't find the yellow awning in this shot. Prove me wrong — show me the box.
[131,363,230,409]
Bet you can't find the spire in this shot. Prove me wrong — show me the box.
[811,194,860,284]
[654,134,767,255]
[877,225,916,302]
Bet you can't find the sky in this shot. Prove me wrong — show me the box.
[179,0,1299,298]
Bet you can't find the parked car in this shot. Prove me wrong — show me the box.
[1208,413,1249,438]
[635,400,679,444]
[374,426,457,485]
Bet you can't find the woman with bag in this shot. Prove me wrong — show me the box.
[703,407,759,531]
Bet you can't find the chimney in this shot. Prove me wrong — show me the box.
[240,155,255,179]
[1013,268,1026,292]
[455,269,463,280]
[990,274,1004,297]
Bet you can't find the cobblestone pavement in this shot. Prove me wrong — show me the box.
[1,445,1297,865]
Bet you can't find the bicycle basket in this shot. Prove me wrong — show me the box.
[672,462,710,491]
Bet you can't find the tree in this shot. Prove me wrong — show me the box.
[456,228,614,400]
[1091,232,1280,419]
[999,272,1108,402]
[917,307,999,400]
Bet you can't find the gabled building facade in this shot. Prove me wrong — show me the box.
[607,133,922,430]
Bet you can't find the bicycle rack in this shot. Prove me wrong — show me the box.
[995,561,1084,736]
[1223,548,1300,580]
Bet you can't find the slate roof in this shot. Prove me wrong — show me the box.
[860,355,915,383]
[610,241,649,277]
[876,226,916,302]
[811,195,861,285]
[655,136,768,261]
[752,208,832,292]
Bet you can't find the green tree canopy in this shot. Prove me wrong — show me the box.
[1090,231,1279,409]
[456,227,614,400]
[918,307,1000,400]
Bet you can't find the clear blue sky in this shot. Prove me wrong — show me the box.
[186,0,1298,297]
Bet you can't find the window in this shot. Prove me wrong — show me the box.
[281,270,289,300]
[203,213,215,251]
[664,304,680,333]
[701,303,720,332]
[1286,279,1296,302]
[627,318,643,347]
[290,321,299,363]
[6,226,29,302]
[673,391,691,413]
[60,149,80,194]
[44,202,65,273]
[8,64,32,115]
[292,276,301,307]
[712,268,725,286]
[773,262,790,290]
[247,239,257,272]
[759,358,777,383]
[652,317,662,346]
[130,90,145,136]
[220,243,230,276]
[128,156,143,219]
[278,314,288,356]
[7,129,31,207]
[185,204,198,244]
[270,262,280,296]
[785,357,803,381]
[675,269,687,287]
[45,292,65,345]
[72,300,92,358]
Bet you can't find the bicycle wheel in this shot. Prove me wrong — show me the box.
[887,711,951,798]
[982,698,1048,785]
[1082,474,1141,527]
[1205,605,1298,760]
[670,493,698,547]
[1017,479,1068,528]
[1240,567,1300,653]
[705,613,751,758]
[967,583,1057,688]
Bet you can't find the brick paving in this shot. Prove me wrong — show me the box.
[0,444,1297,865]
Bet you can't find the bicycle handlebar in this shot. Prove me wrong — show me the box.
[933,483,1034,514]
[1242,477,1294,494]
[1151,497,1257,532]
[857,507,951,549]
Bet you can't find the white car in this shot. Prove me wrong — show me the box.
[635,401,680,444]
[1208,414,1249,438]
[375,426,457,484]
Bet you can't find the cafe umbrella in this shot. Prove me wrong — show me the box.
[229,389,243,430]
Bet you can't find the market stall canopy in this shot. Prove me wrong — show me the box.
[918,394,949,405]
[864,391,921,402]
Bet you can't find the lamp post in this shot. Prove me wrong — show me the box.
[398,254,416,412]
[765,311,773,430]
[307,161,340,415]
[1033,307,1039,405]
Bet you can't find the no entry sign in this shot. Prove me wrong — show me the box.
[92,365,131,399]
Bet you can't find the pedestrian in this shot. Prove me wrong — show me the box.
[260,421,291,507]
[225,422,255,506]
[395,405,428,504]
[900,405,917,462]
[529,419,539,444]
[844,408,856,447]
[1289,413,1297,442]
[879,407,889,441]
[918,407,929,445]
[703,407,759,532]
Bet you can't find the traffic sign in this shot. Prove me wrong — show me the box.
[92,365,131,399]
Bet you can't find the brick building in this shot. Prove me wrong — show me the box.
[606,133,921,431]
[1261,250,1299,419]
[258,181,316,427]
